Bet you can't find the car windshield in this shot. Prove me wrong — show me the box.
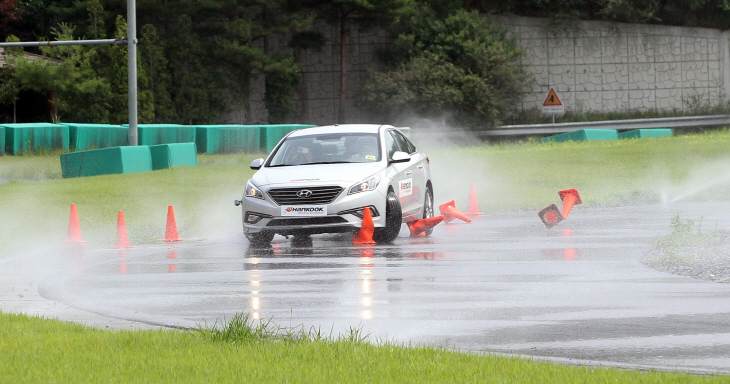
[268,133,381,167]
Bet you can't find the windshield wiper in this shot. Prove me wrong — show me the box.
[270,161,364,167]
[304,161,354,165]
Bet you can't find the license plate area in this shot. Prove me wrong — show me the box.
[281,205,328,216]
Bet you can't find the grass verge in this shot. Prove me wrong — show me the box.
[3,311,729,383]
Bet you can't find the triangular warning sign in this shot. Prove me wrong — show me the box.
[543,88,563,106]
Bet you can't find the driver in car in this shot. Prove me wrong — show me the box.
[344,137,378,162]
[286,144,314,165]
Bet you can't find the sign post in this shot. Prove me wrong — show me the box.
[542,87,564,124]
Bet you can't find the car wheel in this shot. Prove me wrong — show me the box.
[245,231,274,247]
[423,186,435,236]
[373,190,402,243]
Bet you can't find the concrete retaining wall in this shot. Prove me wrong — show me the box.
[223,16,729,125]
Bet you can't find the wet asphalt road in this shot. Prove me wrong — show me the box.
[6,201,730,373]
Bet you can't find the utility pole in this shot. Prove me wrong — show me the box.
[127,0,138,146]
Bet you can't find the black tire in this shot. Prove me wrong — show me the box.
[373,190,402,243]
[246,231,274,247]
[423,186,435,236]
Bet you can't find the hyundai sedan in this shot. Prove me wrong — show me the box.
[237,124,434,245]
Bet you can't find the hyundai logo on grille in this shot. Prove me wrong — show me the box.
[296,189,313,198]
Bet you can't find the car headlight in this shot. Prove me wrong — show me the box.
[245,181,264,199]
[348,174,381,195]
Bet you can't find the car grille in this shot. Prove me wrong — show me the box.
[267,186,343,205]
[266,217,348,227]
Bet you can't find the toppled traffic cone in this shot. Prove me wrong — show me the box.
[353,207,376,245]
[442,204,471,223]
[407,215,445,237]
[64,203,87,246]
[538,204,564,229]
[112,210,134,248]
[439,200,456,223]
[465,184,483,216]
[558,189,582,218]
[162,205,183,244]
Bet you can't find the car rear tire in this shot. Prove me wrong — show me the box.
[423,186,435,236]
[373,190,402,243]
[246,231,274,247]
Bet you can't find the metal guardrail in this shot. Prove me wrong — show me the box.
[482,114,730,137]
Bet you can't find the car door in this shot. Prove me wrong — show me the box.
[388,129,426,220]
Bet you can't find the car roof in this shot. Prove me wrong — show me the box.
[287,124,392,137]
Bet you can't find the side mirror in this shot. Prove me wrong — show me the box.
[390,151,411,164]
[250,158,264,170]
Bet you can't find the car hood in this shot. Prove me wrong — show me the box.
[252,162,385,187]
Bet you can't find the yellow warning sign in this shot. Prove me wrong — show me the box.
[543,88,563,106]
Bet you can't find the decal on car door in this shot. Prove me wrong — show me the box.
[399,178,413,198]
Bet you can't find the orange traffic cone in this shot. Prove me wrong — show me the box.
[439,200,456,223]
[538,204,564,229]
[442,205,471,223]
[112,210,134,248]
[353,207,376,245]
[465,184,483,216]
[162,205,183,243]
[65,203,87,246]
[558,189,582,218]
[407,215,445,237]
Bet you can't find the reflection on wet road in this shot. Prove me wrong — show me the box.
[39,202,730,373]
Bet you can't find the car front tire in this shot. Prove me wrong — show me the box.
[373,190,402,243]
[423,186,435,236]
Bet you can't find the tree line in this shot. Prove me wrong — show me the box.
[2,0,726,128]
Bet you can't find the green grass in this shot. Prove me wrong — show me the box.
[3,311,729,383]
[427,129,730,212]
[2,133,730,381]
[649,214,719,265]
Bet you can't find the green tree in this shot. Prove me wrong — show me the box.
[139,24,173,123]
[39,23,113,123]
[2,34,66,122]
[167,14,224,124]
[360,8,527,128]
[85,0,104,38]
[263,55,302,123]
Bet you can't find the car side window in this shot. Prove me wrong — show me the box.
[404,136,417,154]
[391,130,413,154]
[385,131,400,159]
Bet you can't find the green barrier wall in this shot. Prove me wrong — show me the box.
[618,129,673,139]
[260,124,316,153]
[61,123,128,151]
[60,151,82,178]
[122,124,196,146]
[195,125,260,154]
[541,129,618,143]
[149,142,198,170]
[60,146,153,178]
[1,123,69,155]
[0,126,4,155]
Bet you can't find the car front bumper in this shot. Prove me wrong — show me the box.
[241,185,388,236]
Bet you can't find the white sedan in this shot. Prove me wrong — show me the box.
[236,124,434,245]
